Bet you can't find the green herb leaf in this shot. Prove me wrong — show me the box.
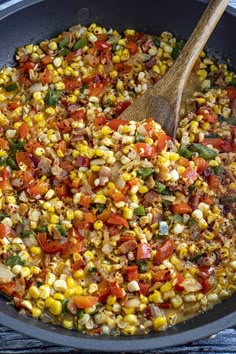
[73,38,87,51]
[213,165,222,176]
[87,267,97,273]
[56,225,67,237]
[5,82,18,92]
[9,139,25,153]
[152,36,160,48]
[76,309,84,319]
[189,253,202,263]
[61,299,69,313]
[189,143,217,160]
[45,89,62,106]
[135,132,144,142]
[134,206,146,216]
[6,157,18,170]
[206,133,220,139]
[5,255,25,267]
[21,230,34,238]
[137,167,155,180]
[80,83,88,94]
[58,47,71,57]
[34,226,47,233]
[59,38,69,48]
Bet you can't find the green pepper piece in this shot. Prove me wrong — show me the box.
[0,212,7,219]
[95,204,106,213]
[5,82,18,92]
[178,146,193,159]
[189,143,217,160]
[76,309,84,319]
[206,133,220,138]
[188,217,198,229]
[188,184,195,191]
[135,132,144,142]
[73,38,87,51]
[58,47,71,57]
[219,195,236,204]
[153,181,166,193]
[213,165,222,176]
[137,167,155,180]
[6,157,18,170]
[171,47,181,60]
[225,117,236,126]
[152,36,160,48]
[134,206,146,216]
[61,299,69,313]
[56,225,67,237]
[45,89,61,106]
[137,260,148,273]
[34,225,47,233]
[59,38,69,48]
[5,255,25,267]
[231,77,236,87]
[9,139,25,153]
[168,214,183,224]
[21,230,34,238]
[87,267,97,273]
[80,83,88,94]
[159,221,169,235]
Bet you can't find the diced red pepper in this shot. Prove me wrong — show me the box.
[24,140,43,153]
[156,132,171,153]
[70,109,86,121]
[202,138,233,152]
[116,100,131,115]
[55,183,69,197]
[16,152,34,169]
[64,78,81,90]
[72,295,98,308]
[0,139,9,150]
[7,101,21,111]
[94,115,107,126]
[197,106,218,123]
[199,194,215,206]
[79,195,92,208]
[109,188,126,202]
[94,40,110,50]
[171,202,192,214]
[108,119,129,131]
[27,180,48,197]
[177,157,190,168]
[0,224,11,238]
[17,122,29,139]
[88,82,104,96]
[38,233,64,254]
[152,269,171,282]
[22,61,35,73]
[136,243,151,260]
[65,49,82,62]
[139,282,150,296]
[84,212,95,223]
[125,41,139,54]
[192,157,208,174]
[41,55,53,65]
[154,239,174,265]
[174,273,185,292]
[200,279,212,294]
[110,282,124,299]
[42,68,53,84]
[61,239,84,257]
[227,85,236,99]
[126,265,139,281]
[134,142,156,158]
[208,174,220,192]
[107,214,129,228]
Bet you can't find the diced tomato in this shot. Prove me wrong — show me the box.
[117,235,135,246]
[0,138,9,150]
[7,101,21,111]
[96,33,108,41]
[27,180,48,197]
[97,209,112,222]
[42,68,53,84]
[41,55,53,65]
[55,183,69,197]
[72,295,98,308]
[24,140,43,153]
[61,239,84,257]
[70,109,86,121]
[198,266,215,278]
[17,122,29,139]
[107,214,129,228]
[38,233,64,254]
[177,157,189,168]
[171,202,192,214]
[110,282,124,299]
[154,239,174,265]
[84,212,95,223]
[16,152,34,169]
[19,77,31,87]
[73,220,91,230]
[72,259,86,271]
[94,115,107,126]
[22,61,35,73]
[88,82,104,96]
[94,40,110,50]
[125,41,139,54]
[227,85,236,99]
[208,174,220,192]
[82,73,106,84]
[0,223,11,238]
[159,302,171,309]
[182,167,199,180]
[76,156,90,168]
[136,243,151,260]
[126,265,139,281]
[138,282,150,296]
[116,100,131,115]
[69,227,83,239]
[174,273,185,292]
[79,195,92,208]
[64,78,81,90]
[12,170,33,190]
[197,106,218,123]
[202,138,232,152]
[108,119,129,131]
[199,194,215,206]
[65,49,82,62]
[156,132,171,153]
[98,288,111,303]
[134,142,156,158]
[152,269,171,282]
[200,279,212,294]
[109,188,126,203]
[192,157,208,174]
[57,118,73,133]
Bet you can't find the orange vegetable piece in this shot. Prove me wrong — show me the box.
[72,295,98,309]
[171,202,192,214]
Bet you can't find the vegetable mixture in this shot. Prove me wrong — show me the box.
[0,23,235,336]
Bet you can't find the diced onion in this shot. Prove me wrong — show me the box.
[0,262,15,284]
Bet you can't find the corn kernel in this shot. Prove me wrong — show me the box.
[73,270,85,279]
[94,220,103,230]
[63,319,73,329]
[139,185,149,194]
[54,293,65,300]
[50,214,59,224]
[45,107,55,115]
[149,291,163,304]
[160,282,172,293]
[93,194,107,204]
[32,308,42,318]
[49,299,62,315]
[153,316,167,330]
[74,285,83,295]
[29,286,40,299]
[30,246,42,255]
[123,207,133,220]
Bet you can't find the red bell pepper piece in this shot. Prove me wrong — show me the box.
[94,40,110,50]
[72,295,98,308]
[154,239,174,265]
[192,157,208,174]
[171,202,192,214]
[108,119,129,131]
[107,214,129,228]
[156,132,171,153]
[136,243,151,260]
[38,233,64,254]
[0,224,11,238]
[126,265,139,281]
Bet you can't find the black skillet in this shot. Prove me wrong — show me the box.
[0,0,235,351]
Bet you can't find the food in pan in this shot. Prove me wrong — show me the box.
[0,23,235,336]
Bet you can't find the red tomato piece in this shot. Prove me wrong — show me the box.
[152,269,171,282]
[125,41,139,54]
[154,239,174,265]
[177,157,190,168]
[197,106,218,123]
[38,233,64,254]
[171,202,192,214]
[136,243,151,260]
[72,295,98,308]
[27,180,48,197]
[7,101,21,111]
[174,273,185,292]
[202,138,232,152]
[88,82,104,96]
[70,109,86,121]
[156,132,171,153]
[227,85,236,99]
[42,68,53,84]
[200,279,212,294]
[16,152,34,169]
[199,194,215,206]
[61,239,84,257]
[192,157,208,174]
[24,140,43,153]
[126,265,139,281]
[108,119,129,131]
[134,142,156,158]
[64,78,81,90]
[0,138,9,150]
[116,100,131,115]
[0,224,11,238]
[84,212,95,223]
[79,195,92,208]
[182,167,199,180]
[107,214,129,228]
[138,282,150,296]
[65,49,82,62]
[94,40,110,50]
[17,122,29,139]
[110,282,124,299]
[94,115,107,126]
[54,183,69,197]
[22,61,35,73]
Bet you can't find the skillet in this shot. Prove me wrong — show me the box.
[0,0,235,351]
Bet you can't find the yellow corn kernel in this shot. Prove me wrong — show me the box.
[50,214,59,224]
[153,316,167,331]
[33,113,44,122]
[149,291,163,304]
[84,250,94,261]
[29,286,40,299]
[208,160,219,167]
[123,314,138,324]
[39,285,51,299]
[57,149,64,157]
[31,266,41,275]
[93,194,107,204]
[21,300,33,311]
[45,107,55,115]
[177,166,186,175]
[54,293,65,300]
[21,267,31,278]
[198,219,208,229]
[63,319,73,329]
[101,126,112,135]
[116,79,123,90]
[107,295,116,305]
[33,91,42,101]
[36,300,45,309]
[73,269,85,279]
[123,207,133,220]
[123,307,135,315]
[49,300,62,315]
[202,122,211,131]
[66,277,76,288]
[160,281,172,293]
[112,55,121,63]
[48,41,58,50]
[171,295,183,308]
[94,220,103,230]
[45,297,54,307]
[30,246,42,255]
[90,165,100,172]
[139,185,149,194]
[32,307,42,318]
[66,209,74,221]
[169,152,180,161]
[64,289,75,298]
[74,285,83,295]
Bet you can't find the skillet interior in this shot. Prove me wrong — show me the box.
[0,0,235,351]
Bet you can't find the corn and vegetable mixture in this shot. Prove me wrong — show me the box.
[0,23,235,336]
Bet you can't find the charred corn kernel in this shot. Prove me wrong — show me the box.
[32,308,42,318]
[94,220,103,230]
[153,316,167,330]
[124,29,135,36]
[29,286,40,299]
[160,282,172,293]
[54,293,65,300]
[63,319,73,329]
[171,295,183,308]
[74,285,83,295]
[84,250,94,261]
[116,79,123,90]
[123,314,138,324]
[49,299,62,315]
[93,194,107,204]
[149,291,163,304]
[107,295,116,305]
[30,246,42,255]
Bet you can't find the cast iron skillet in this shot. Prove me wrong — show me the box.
[0,0,235,351]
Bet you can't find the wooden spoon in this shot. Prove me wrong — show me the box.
[118,0,229,137]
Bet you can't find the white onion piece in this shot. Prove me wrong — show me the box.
[29,82,47,93]
[115,175,126,190]
[0,262,15,284]
[182,277,202,293]
[126,298,141,308]
[102,243,114,255]
[22,234,38,248]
